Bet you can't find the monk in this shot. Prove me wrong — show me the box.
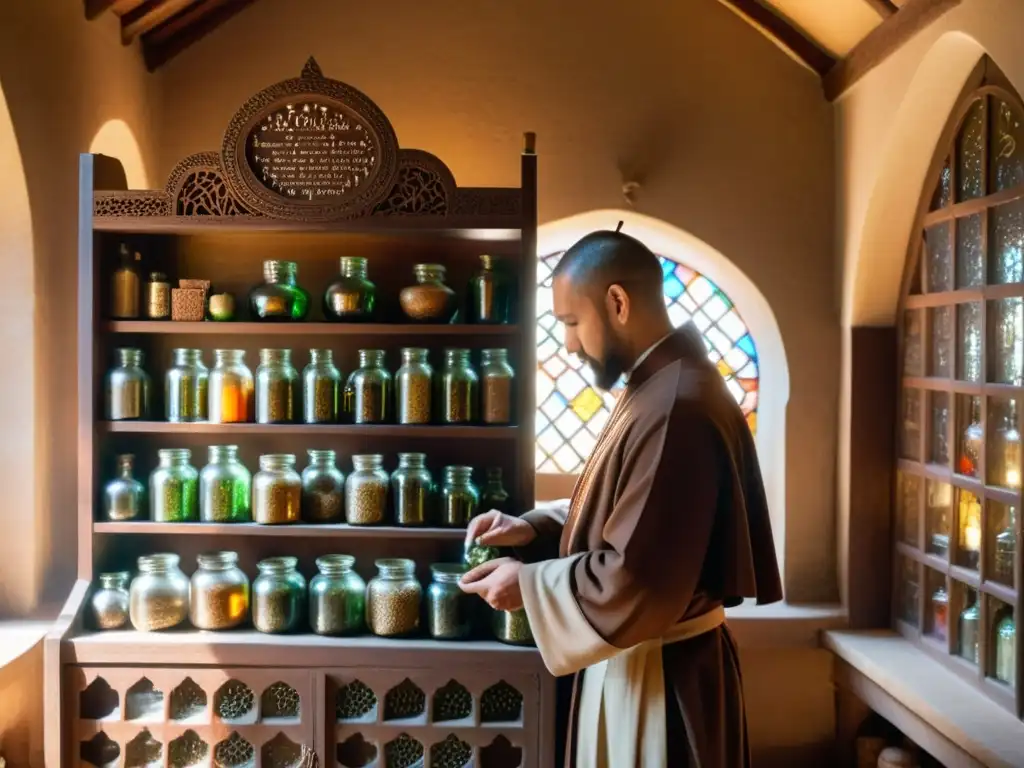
[459,226,783,767]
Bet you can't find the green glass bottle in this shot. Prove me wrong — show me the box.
[248,260,310,321]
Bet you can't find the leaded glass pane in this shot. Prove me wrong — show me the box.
[956,99,986,202]
[990,97,1024,193]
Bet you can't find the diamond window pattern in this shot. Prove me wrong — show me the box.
[536,251,759,474]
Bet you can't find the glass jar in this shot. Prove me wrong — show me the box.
[303,349,341,424]
[209,349,254,424]
[995,507,1016,584]
[994,400,1021,488]
[302,449,344,523]
[309,554,366,636]
[149,448,199,522]
[103,454,144,521]
[931,586,948,640]
[399,263,458,323]
[467,254,511,324]
[960,598,980,663]
[481,467,510,514]
[440,349,478,424]
[995,611,1016,685]
[199,445,252,523]
[440,466,479,527]
[256,349,297,424]
[391,453,433,526]
[253,454,301,525]
[110,243,141,319]
[427,563,473,640]
[346,454,388,525]
[480,349,514,424]
[90,572,130,630]
[165,348,209,422]
[396,348,433,425]
[959,397,983,476]
[249,259,310,321]
[129,553,190,631]
[344,349,392,424]
[105,348,150,421]
[324,256,376,321]
[492,608,534,645]
[145,272,170,320]
[252,556,306,634]
[189,551,250,631]
[366,558,422,637]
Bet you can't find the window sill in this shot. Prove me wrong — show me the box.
[726,602,846,648]
[0,620,49,671]
[825,629,1024,768]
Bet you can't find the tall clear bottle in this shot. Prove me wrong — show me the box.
[102,454,144,521]
[466,254,511,324]
[105,348,151,421]
[110,243,141,319]
[439,348,477,424]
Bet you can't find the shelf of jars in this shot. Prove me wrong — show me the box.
[104,320,518,336]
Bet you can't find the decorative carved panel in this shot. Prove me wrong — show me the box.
[165,152,254,217]
[372,150,456,216]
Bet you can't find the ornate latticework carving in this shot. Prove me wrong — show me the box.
[215,680,255,721]
[373,150,455,216]
[94,191,170,217]
[213,732,254,768]
[261,681,300,719]
[168,730,209,768]
[430,735,472,768]
[452,188,522,217]
[480,680,523,723]
[432,680,472,722]
[125,729,162,768]
[166,152,253,216]
[383,734,423,768]
[336,734,377,768]
[384,678,425,721]
[336,679,376,721]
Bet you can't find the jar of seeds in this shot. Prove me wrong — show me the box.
[396,348,433,424]
[209,349,254,423]
[145,272,171,320]
[189,551,250,631]
[440,349,478,424]
[344,349,392,424]
[129,553,190,632]
[440,466,479,527]
[149,449,199,522]
[302,449,344,523]
[391,453,433,526]
[256,349,297,424]
[366,559,422,637]
[309,554,366,636]
[105,348,151,420]
[492,608,535,645]
[89,572,130,630]
[199,445,251,523]
[103,454,145,521]
[346,454,389,525]
[165,348,209,422]
[253,454,301,525]
[303,349,341,424]
[480,348,514,424]
[427,563,473,640]
[252,556,306,634]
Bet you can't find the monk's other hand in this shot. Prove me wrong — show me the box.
[458,556,524,611]
[464,510,537,549]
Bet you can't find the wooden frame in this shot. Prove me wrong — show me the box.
[893,55,1024,719]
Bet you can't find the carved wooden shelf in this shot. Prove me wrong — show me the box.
[105,321,519,336]
[101,421,518,439]
[94,522,466,539]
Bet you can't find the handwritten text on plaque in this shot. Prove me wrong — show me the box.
[246,100,378,202]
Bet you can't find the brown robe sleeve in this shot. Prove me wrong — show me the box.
[515,499,570,562]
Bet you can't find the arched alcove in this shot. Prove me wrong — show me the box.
[535,209,789,562]
[88,119,149,190]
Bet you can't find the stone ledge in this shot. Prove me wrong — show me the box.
[0,620,48,670]
[728,602,846,648]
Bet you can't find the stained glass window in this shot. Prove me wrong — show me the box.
[536,250,759,474]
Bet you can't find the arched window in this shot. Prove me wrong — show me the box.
[536,251,759,476]
[896,56,1023,714]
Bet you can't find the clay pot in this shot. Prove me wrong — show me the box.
[399,264,458,323]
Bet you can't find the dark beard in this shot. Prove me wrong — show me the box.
[580,348,626,391]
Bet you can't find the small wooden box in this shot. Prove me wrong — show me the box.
[171,287,206,321]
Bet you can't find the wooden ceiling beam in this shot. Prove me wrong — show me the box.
[84,0,118,20]
[862,0,900,18]
[824,0,963,101]
[122,0,200,42]
[142,0,255,71]
[719,0,836,77]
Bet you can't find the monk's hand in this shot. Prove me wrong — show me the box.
[458,557,524,611]
[464,510,537,549]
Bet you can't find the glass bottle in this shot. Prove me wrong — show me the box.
[248,259,310,321]
[959,491,982,570]
[366,558,422,638]
[931,586,948,640]
[344,349,391,424]
[480,348,514,424]
[427,563,473,640]
[256,348,297,424]
[253,454,301,525]
[309,554,366,636]
[440,465,479,527]
[110,243,141,319]
[492,608,534,646]
[959,597,980,663]
[129,553,190,631]
[105,348,150,421]
[189,551,250,631]
[302,449,345,523]
[399,263,458,323]
[995,610,1016,685]
[145,272,170,320]
[165,348,209,422]
[995,506,1016,585]
[467,254,511,324]
[149,448,198,522]
[959,397,983,477]
[324,256,376,321]
[481,467,510,514]
[209,349,254,424]
[994,400,1022,488]
[89,572,130,630]
[440,348,478,424]
[391,453,433,526]
[102,454,144,521]
[396,348,433,425]
[345,454,389,525]
[199,445,252,523]
[252,556,306,634]
[303,349,341,424]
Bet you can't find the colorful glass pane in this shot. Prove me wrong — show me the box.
[536,251,760,473]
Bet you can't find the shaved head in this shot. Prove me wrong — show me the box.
[552,229,664,303]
